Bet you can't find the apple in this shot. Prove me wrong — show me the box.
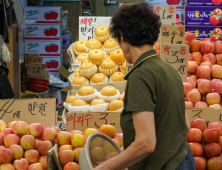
[201,41,214,54]
[12,121,28,136]
[211,65,222,79]
[186,128,203,143]
[153,42,160,50]
[200,61,213,68]
[205,143,221,158]
[189,53,194,61]
[190,119,206,132]
[200,38,212,42]
[28,163,44,170]
[209,104,222,108]
[90,147,105,162]
[192,52,203,65]
[0,145,5,150]
[183,83,192,96]
[194,157,206,170]
[29,123,44,138]
[186,40,190,46]
[198,79,213,95]
[35,139,42,150]
[188,61,198,73]
[63,162,80,170]
[185,101,193,108]
[214,41,222,54]
[105,152,118,161]
[59,145,73,152]
[4,134,20,148]
[216,54,222,65]
[89,137,104,150]
[71,133,86,148]
[58,150,74,166]
[9,144,24,160]
[52,139,57,146]
[84,128,98,138]
[7,121,16,129]
[42,128,57,142]
[70,130,83,135]
[2,128,13,136]
[99,125,116,138]
[20,135,36,150]
[197,66,211,79]
[0,132,5,145]
[39,156,47,170]
[207,157,222,170]
[190,39,201,52]
[189,142,203,157]
[38,140,52,156]
[187,76,197,89]
[103,140,117,154]
[186,90,201,104]
[214,82,222,95]
[0,148,13,163]
[73,147,83,163]
[50,126,61,133]
[206,92,221,105]
[24,149,40,164]
[194,102,208,108]
[211,79,222,88]
[190,74,198,81]
[208,122,222,136]
[0,164,15,170]
[112,139,120,147]
[57,131,72,145]
[203,128,220,143]
[219,136,222,150]
[185,32,195,42]
[114,133,123,147]
[13,158,29,170]
[0,120,6,132]
[202,53,216,65]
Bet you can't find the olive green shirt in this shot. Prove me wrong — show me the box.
[121,50,190,170]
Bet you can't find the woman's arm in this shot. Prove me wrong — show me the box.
[93,111,156,170]
[185,110,190,133]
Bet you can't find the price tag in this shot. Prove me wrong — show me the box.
[187,108,222,127]
[0,98,56,127]
[66,112,122,133]
[161,44,189,82]
[79,17,111,40]
[153,5,176,26]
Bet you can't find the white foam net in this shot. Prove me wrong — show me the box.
[68,104,89,113]
[99,66,118,76]
[89,103,109,112]
[98,90,120,103]
[63,102,71,110]
[108,107,123,113]
[94,34,111,43]
[79,65,98,78]
[76,89,98,103]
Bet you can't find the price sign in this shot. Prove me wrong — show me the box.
[0,98,56,127]
[153,5,176,26]
[79,17,111,40]
[161,44,189,82]
[66,112,122,133]
[187,108,222,127]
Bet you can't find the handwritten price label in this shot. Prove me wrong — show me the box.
[161,44,189,82]
[0,99,56,127]
[66,112,122,133]
[79,17,111,40]
[187,108,222,127]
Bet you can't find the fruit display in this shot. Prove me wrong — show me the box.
[187,119,222,170]
[69,26,126,86]
[64,86,124,112]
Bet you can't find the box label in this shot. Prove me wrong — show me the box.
[186,0,222,6]
[43,57,62,70]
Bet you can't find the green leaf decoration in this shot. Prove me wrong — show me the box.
[203,31,206,33]
[203,12,206,14]
[216,14,221,18]
[216,33,221,37]
[208,11,213,16]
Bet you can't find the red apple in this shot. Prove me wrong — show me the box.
[59,145,73,152]
[194,157,206,170]
[42,128,57,142]
[57,131,72,145]
[24,149,40,164]
[73,147,83,163]
[209,104,222,108]
[192,52,203,65]
[58,150,74,166]
[208,122,222,136]
[187,76,197,89]
[39,156,47,170]
[13,158,29,170]
[71,133,86,148]
[20,135,36,150]
[189,142,203,157]
[185,101,193,108]
[190,39,201,52]
[35,139,42,150]
[197,66,211,79]
[186,90,201,104]
[70,130,83,135]
[12,121,28,136]
[188,61,198,73]
[189,53,194,61]
[205,143,221,159]
[153,42,160,50]
[200,38,212,42]
[7,121,16,129]
[203,53,216,65]
[63,162,80,170]
[89,137,104,150]
[50,126,61,133]
[200,61,213,68]
[203,128,220,143]
[38,140,52,156]
[99,125,116,138]
[90,147,106,162]
[214,82,222,95]
[2,128,13,136]
[4,134,20,148]
[186,128,203,143]
[206,92,221,105]
[9,144,24,160]
[191,119,207,132]
[190,74,198,81]
[194,102,208,108]
[211,79,222,88]
[207,157,222,170]
[29,123,44,138]
[185,32,195,42]
[211,64,222,79]
[198,79,213,95]
[214,41,222,54]
[0,120,6,132]
[0,148,13,163]
[114,133,123,147]
[28,163,44,170]
[183,83,192,96]
[216,54,222,65]
[0,164,15,170]
[156,50,160,57]
[0,132,5,145]
[201,41,214,54]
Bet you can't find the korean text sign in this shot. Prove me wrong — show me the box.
[79,17,111,40]
[161,44,189,82]
[0,98,56,127]
[153,5,176,26]
[66,112,122,133]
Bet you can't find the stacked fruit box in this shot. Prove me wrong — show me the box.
[185,0,222,41]
[23,6,63,79]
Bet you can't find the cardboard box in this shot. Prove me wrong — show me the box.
[43,56,63,70]
[21,0,27,8]
[185,6,222,26]
[25,41,62,56]
[24,24,62,41]
[145,0,184,7]
[185,25,222,41]
[26,63,47,78]
[24,7,62,24]
[185,0,222,6]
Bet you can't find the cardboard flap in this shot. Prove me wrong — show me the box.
[52,144,63,170]
[47,147,59,170]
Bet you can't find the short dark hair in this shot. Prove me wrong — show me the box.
[110,2,161,46]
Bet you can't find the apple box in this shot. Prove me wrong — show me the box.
[185,6,222,26]
[186,25,222,41]
[24,24,62,41]
[145,0,184,7]
[43,56,63,70]
[24,6,62,24]
[25,41,62,56]
[185,0,222,6]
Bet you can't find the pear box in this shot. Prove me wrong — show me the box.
[185,6,222,26]
[24,6,62,24]
[185,0,222,6]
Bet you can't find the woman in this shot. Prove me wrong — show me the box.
[94,2,194,170]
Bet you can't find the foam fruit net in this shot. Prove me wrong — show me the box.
[89,103,109,112]
[98,90,120,103]
[68,104,89,112]
[76,89,98,103]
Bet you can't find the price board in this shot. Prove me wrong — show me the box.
[79,17,111,40]
[161,44,189,82]
[0,98,56,127]
[66,112,122,133]
[153,5,176,26]
[187,108,222,127]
